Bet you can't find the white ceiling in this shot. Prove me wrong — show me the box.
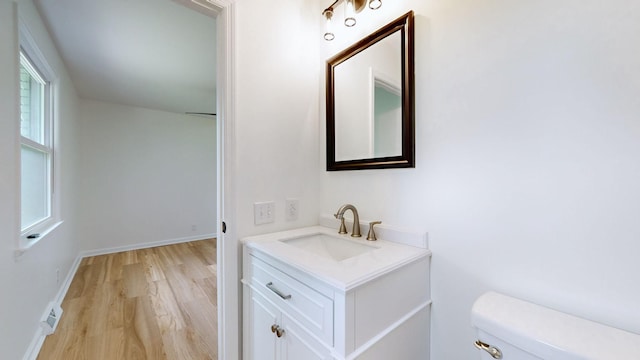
[35,0,217,115]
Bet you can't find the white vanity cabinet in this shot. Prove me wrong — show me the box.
[242,226,432,360]
[248,290,331,360]
[245,255,334,360]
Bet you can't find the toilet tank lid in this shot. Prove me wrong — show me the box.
[471,292,640,360]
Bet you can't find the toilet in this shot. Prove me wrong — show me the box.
[471,291,640,359]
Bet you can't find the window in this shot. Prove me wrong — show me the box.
[19,37,58,245]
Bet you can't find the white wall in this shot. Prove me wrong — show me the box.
[77,100,217,251]
[0,1,81,358]
[319,1,640,359]
[233,0,321,240]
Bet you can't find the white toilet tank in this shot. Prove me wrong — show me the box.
[471,291,640,359]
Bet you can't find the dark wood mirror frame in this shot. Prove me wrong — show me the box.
[326,11,415,171]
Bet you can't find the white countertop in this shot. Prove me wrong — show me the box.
[242,226,431,291]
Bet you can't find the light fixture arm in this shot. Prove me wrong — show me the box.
[321,0,367,17]
[322,0,340,15]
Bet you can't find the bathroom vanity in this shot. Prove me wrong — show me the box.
[241,225,431,360]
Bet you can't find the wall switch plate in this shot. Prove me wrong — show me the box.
[254,201,275,225]
[285,198,299,221]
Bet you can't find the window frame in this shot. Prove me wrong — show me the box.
[17,20,61,251]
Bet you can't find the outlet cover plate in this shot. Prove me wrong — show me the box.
[285,198,299,221]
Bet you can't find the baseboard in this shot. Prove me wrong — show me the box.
[22,330,45,360]
[80,233,218,257]
[22,251,83,360]
[22,233,217,360]
[55,255,83,305]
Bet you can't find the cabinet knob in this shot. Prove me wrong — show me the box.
[270,324,285,338]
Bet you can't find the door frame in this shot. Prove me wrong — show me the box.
[213,1,239,359]
[173,0,239,357]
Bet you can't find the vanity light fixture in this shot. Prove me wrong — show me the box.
[321,0,382,41]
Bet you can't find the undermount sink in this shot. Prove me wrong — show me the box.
[280,233,378,261]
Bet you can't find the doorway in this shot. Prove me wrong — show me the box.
[32,0,238,357]
[175,0,239,358]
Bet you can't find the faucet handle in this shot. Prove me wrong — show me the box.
[366,221,382,241]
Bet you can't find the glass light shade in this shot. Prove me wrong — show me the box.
[324,31,335,41]
[344,0,356,27]
[324,10,335,41]
[369,0,382,10]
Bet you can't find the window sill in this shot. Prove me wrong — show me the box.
[14,220,63,260]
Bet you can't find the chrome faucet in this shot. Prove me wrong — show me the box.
[334,204,361,237]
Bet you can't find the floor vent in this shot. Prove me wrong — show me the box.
[41,302,63,335]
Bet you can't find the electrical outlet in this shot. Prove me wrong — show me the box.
[254,201,275,225]
[56,268,60,284]
[191,224,197,231]
[285,198,299,221]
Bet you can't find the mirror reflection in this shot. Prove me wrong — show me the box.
[334,31,402,161]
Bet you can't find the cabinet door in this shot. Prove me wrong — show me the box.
[281,313,333,360]
[249,290,279,360]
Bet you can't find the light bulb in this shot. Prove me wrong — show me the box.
[323,9,335,41]
[368,0,381,10]
[344,0,356,27]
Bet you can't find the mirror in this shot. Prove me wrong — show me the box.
[326,11,414,171]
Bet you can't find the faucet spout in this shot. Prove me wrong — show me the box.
[334,204,361,237]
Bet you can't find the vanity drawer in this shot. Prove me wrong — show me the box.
[249,256,334,345]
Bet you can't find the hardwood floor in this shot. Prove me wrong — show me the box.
[37,239,217,360]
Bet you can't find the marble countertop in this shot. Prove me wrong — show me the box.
[242,225,431,291]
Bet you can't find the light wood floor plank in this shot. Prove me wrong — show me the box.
[142,250,167,282]
[87,279,125,337]
[180,297,218,356]
[149,280,187,334]
[163,264,208,304]
[86,327,125,360]
[162,328,212,360]
[124,295,168,359]
[155,245,184,266]
[196,277,217,304]
[37,239,217,360]
[123,263,148,299]
[104,252,125,282]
